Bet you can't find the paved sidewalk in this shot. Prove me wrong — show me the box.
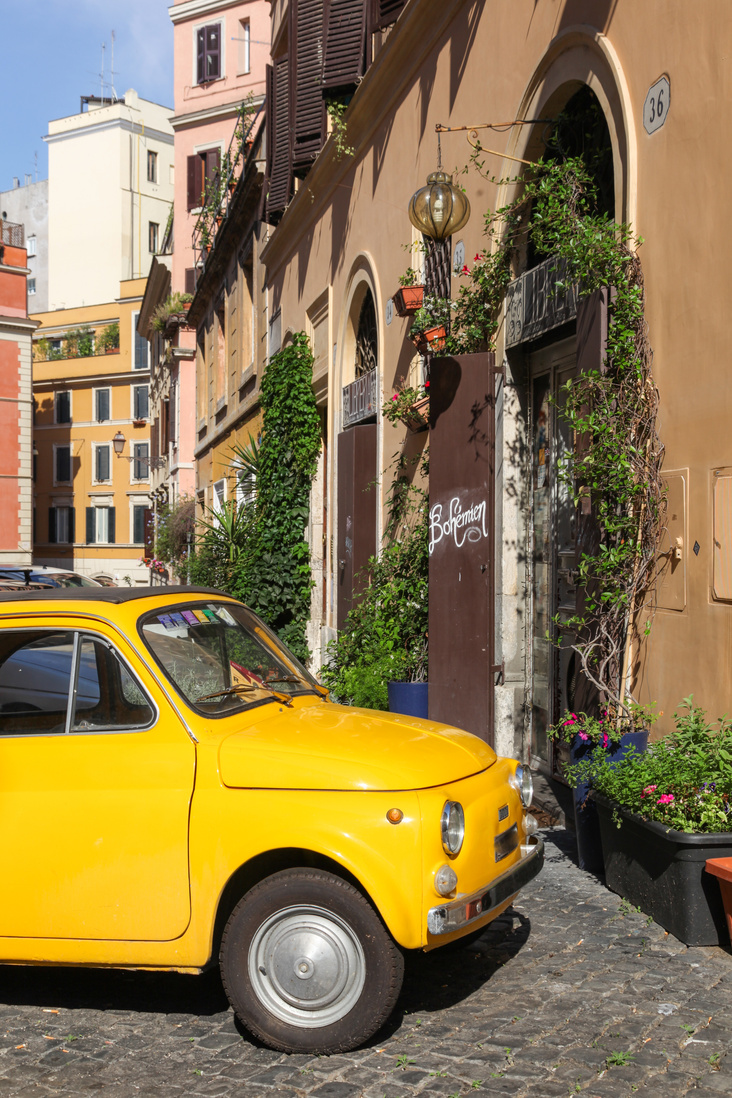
[1,829,731,1097]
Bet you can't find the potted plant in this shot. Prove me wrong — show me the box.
[393,268,424,317]
[566,697,732,945]
[383,380,430,433]
[550,705,654,874]
[152,292,194,334]
[100,321,119,353]
[409,296,451,353]
[35,337,51,362]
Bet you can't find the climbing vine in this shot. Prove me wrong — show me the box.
[232,333,321,663]
[445,153,664,716]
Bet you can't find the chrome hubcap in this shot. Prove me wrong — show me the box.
[249,904,365,1027]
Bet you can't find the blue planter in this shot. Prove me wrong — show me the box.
[387,681,428,719]
[571,729,649,875]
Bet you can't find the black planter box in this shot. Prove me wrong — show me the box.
[595,794,732,946]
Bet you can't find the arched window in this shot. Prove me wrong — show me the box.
[354,289,377,378]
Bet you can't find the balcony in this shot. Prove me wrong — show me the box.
[0,220,24,247]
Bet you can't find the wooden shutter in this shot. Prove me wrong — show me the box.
[206,24,221,80]
[371,0,406,31]
[56,446,70,483]
[322,0,366,93]
[108,508,116,545]
[267,55,292,222]
[185,267,196,295]
[86,508,95,545]
[69,507,75,544]
[48,507,56,545]
[292,0,326,172]
[187,155,204,211]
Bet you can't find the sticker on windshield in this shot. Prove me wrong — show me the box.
[215,606,236,626]
[202,609,218,622]
[192,610,208,623]
[181,610,200,626]
[158,614,177,630]
[170,612,186,626]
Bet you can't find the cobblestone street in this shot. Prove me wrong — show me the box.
[1,829,731,1098]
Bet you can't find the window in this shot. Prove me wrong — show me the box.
[95,388,110,423]
[148,222,159,254]
[238,19,250,73]
[132,504,148,545]
[133,313,149,370]
[196,23,221,84]
[185,267,196,295]
[27,236,37,257]
[48,505,75,544]
[55,391,71,424]
[27,277,36,295]
[54,445,71,485]
[147,150,158,183]
[86,506,115,545]
[133,443,149,481]
[213,479,226,513]
[94,444,111,484]
[186,148,221,211]
[133,385,149,420]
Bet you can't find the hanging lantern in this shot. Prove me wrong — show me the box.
[408,169,470,241]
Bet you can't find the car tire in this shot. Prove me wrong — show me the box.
[220,867,404,1054]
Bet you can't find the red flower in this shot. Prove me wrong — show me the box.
[425,381,430,389]
[474,253,482,262]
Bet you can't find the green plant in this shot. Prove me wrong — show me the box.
[549,703,658,747]
[446,150,663,714]
[409,295,452,338]
[399,267,421,287]
[606,1050,634,1067]
[382,381,429,428]
[565,697,732,833]
[322,455,428,708]
[326,100,354,159]
[155,497,195,578]
[35,337,51,361]
[99,321,119,351]
[231,333,321,663]
[152,292,194,333]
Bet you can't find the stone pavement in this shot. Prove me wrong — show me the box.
[1,829,731,1098]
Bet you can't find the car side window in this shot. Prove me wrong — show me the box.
[71,637,155,732]
[0,630,154,736]
[0,631,75,735]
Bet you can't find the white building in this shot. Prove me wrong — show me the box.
[0,178,49,312]
[45,90,175,311]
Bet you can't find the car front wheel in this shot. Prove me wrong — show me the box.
[220,868,404,1053]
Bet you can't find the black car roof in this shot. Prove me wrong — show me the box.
[0,585,228,604]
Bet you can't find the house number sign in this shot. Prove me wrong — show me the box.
[643,76,670,135]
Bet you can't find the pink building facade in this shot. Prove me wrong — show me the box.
[0,222,36,565]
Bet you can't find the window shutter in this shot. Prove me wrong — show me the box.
[371,0,406,31]
[56,446,70,483]
[322,0,367,94]
[169,384,177,447]
[96,388,109,422]
[86,508,95,545]
[56,391,71,424]
[96,445,110,482]
[267,55,292,222]
[292,0,326,172]
[187,155,203,211]
[204,148,221,201]
[108,508,116,545]
[196,27,206,84]
[185,267,196,295]
[134,321,149,370]
[206,24,221,80]
[69,507,75,544]
[48,507,57,545]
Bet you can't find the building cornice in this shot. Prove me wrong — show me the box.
[0,316,39,333]
[45,118,174,146]
[168,0,247,25]
[33,371,151,388]
[0,263,32,276]
[170,93,265,131]
[260,0,463,273]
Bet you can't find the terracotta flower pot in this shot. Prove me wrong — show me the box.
[393,285,424,317]
[400,394,429,433]
[410,324,446,354]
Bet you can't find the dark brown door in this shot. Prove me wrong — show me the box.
[337,424,377,630]
[428,354,495,742]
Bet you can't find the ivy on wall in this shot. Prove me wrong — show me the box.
[232,332,322,663]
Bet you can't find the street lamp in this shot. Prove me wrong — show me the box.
[112,430,126,455]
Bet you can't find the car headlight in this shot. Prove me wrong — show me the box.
[512,765,534,808]
[440,800,465,856]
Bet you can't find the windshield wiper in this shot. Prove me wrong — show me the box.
[265,675,328,698]
[197,682,293,707]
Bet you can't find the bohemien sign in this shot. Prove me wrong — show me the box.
[429,495,490,555]
[505,254,578,348]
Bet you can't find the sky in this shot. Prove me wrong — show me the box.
[0,0,174,194]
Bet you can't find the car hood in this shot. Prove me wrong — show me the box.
[218,701,496,792]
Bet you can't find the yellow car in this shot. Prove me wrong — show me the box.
[0,588,542,1053]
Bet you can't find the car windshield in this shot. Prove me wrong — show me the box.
[140,601,320,717]
[41,573,101,587]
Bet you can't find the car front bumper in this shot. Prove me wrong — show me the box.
[427,837,544,936]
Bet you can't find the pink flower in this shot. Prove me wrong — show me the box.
[577,732,589,742]
[563,715,576,725]
[657,794,675,805]
[461,264,470,274]
[641,785,657,798]
[601,733,609,748]
[474,253,482,262]
[392,394,398,401]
